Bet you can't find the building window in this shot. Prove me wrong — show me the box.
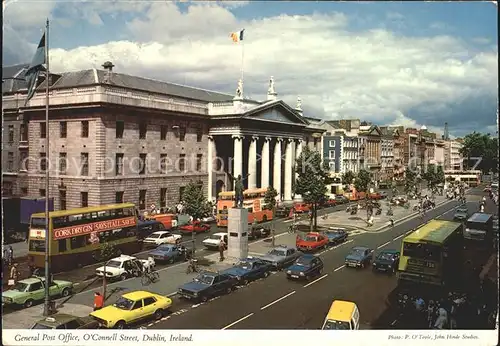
[139,154,147,175]
[59,153,67,174]
[160,154,168,174]
[39,189,46,197]
[179,126,186,141]
[160,188,167,208]
[196,154,203,172]
[59,189,67,210]
[116,121,124,138]
[20,187,28,196]
[329,150,335,159]
[179,154,186,172]
[196,127,203,142]
[20,123,27,142]
[2,182,13,196]
[115,191,124,204]
[60,122,67,138]
[81,192,88,207]
[40,152,47,172]
[40,123,46,139]
[329,140,335,147]
[81,121,89,138]
[81,153,89,176]
[8,125,14,143]
[139,190,146,210]
[160,125,168,140]
[139,122,147,139]
[329,162,335,170]
[7,152,14,171]
[115,153,124,175]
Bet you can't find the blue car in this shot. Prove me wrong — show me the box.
[222,257,272,285]
[149,244,188,264]
[324,228,348,245]
[177,271,238,303]
[286,254,324,280]
[345,246,373,269]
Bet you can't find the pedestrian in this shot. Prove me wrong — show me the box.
[219,239,226,262]
[93,292,104,311]
[434,307,448,329]
[427,300,436,328]
[9,262,20,288]
[3,247,9,268]
[8,246,14,266]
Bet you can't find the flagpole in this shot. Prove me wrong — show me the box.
[43,18,51,317]
[240,40,244,86]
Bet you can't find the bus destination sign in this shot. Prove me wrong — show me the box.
[53,216,137,240]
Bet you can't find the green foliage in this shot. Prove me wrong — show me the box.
[341,171,356,187]
[264,186,278,211]
[460,132,498,173]
[423,164,445,191]
[181,181,212,220]
[404,169,417,194]
[99,243,117,261]
[354,169,371,193]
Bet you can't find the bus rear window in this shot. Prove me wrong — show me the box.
[31,218,46,228]
[403,242,441,261]
[29,240,46,252]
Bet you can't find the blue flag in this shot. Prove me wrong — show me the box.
[24,33,46,106]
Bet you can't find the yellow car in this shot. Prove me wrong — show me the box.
[90,291,172,329]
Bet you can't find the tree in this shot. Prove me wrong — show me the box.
[423,164,445,192]
[341,171,356,189]
[264,186,278,247]
[354,169,371,194]
[181,181,212,220]
[295,146,330,231]
[460,132,499,173]
[404,169,417,195]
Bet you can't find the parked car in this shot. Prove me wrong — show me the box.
[344,246,373,268]
[275,206,292,218]
[142,231,182,248]
[453,207,468,221]
[323,199,337,207]
[2,276,73,308]
[248,226,271,240]
[177,271,238,303]
[323,228,348,245]
[286,254,324,281]
[221,257,272,285]
[258,245,303,270]
[95,255,155,281]
[179,221,211,234]
[293,203,311,213]
[296,232,329,252]
[335,195,349,204]
[201,215,216,223]
[90,291,172,329]
[372,249,400,274]
[148,244,191,264]
[31,314,99,329]
[202,233,228,250]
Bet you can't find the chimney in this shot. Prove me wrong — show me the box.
[102,61,115,83]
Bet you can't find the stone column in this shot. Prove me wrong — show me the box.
[273,137,283,199]
[261,137,271,189]
[284,138,295,201]
[294,139,303,201]
[232,135,244,180]
[248,136,258,189]
[207,135,215,200]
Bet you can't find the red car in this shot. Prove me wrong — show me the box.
[179,221,211,234]
[323,199,337,207]
[296,232,329,252]
[294,203,311,213]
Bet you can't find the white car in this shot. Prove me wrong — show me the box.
[143,231,182,247]
[95,255,155,281]
[201,215,216,223]
[202,232,228,250]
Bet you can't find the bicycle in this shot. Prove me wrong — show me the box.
[287,225,297,234]
[141,270,159,286]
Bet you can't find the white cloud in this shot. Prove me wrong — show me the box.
[4,2,497,136]
[386,11,404,20]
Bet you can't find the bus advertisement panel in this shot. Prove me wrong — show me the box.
[217,188,273,227]
[397,220,463,287]
[28,203,140,272]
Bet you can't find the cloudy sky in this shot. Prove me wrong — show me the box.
[3,0,498,137]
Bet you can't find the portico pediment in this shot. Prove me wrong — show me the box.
[242,100,308,126]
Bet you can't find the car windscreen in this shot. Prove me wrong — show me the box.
[323,320,350,330]
[209,235,221,240]
[350,249,364,257]
[31,323,53,329]
[106,260,122,268]
[237,261,252,269]
[305,236,317,242]
[194,274,215,285]
[114,297,134,310]
[268,249,286,257]
[295,257,313,266]
[12,282,29,292]
[377,253,394,261]
[157,245,171,252]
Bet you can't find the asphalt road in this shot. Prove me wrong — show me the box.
[147,189,492,330]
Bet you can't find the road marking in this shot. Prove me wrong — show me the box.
[334,265,345,272]
[221,313,254,330]
[260,291,296,311]
[393,233,406,241]
[303,274,328,288]
[251,231,289,245]
[283,219,294,223]
[406,230,413,235]
[377,241,391,249]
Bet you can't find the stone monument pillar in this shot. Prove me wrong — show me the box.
[227,208,249,261]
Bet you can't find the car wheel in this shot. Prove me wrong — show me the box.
[200,296,209,303]
[168,257,174,264]
[360,262,365,269]
[115,321,126,329]
[262,215,268,222]
[61,288,71,297]
[154,309,164,320]
[318,268,323,275]
[226,286,233,294]
[305,275,311,281]
[263,271,270,278]
[120,273,127,281]
[24,299,34,308]
[242,279,249,285]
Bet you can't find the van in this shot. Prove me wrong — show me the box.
[137,220,166,239]
[321,300,360,330]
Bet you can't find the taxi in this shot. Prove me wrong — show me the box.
[89,291,172,329]
[321,300,360,330]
